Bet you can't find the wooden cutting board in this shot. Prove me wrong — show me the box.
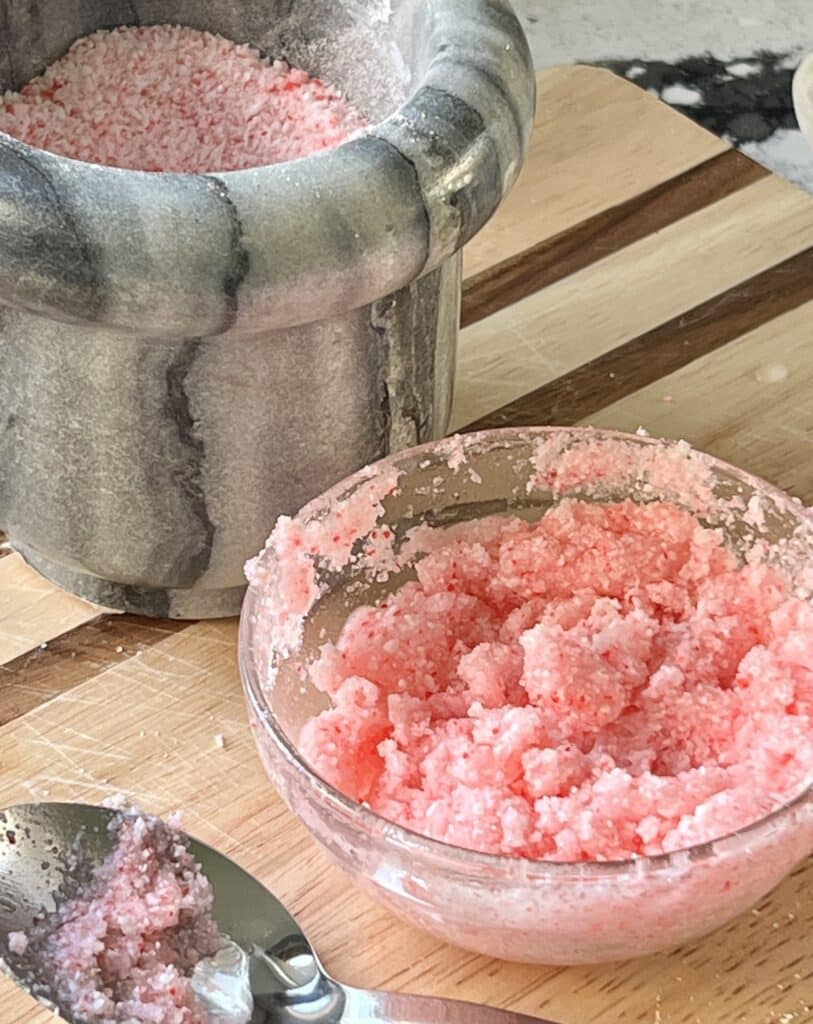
[1,65,812,1023]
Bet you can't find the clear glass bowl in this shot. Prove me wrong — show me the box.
[238,427,813,964]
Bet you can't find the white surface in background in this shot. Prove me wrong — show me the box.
[514,0,813,192]
[515,0,812,65]
[727,61,761,78]
[660,83,704,106]
[739,129,813,192]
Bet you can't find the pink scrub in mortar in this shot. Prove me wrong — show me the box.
[243,429,813,962]
[0,25,367,172]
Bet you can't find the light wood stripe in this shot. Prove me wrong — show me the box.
[0,613,190,726]
[463,247,813,434]
[464,65,728,278]
[583,298,813,503]
[451,174,813,431]
[461,150,769,328]
[0,554,100,664]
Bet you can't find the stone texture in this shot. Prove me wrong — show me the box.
[0,0,535,616]
[601,53,799,143]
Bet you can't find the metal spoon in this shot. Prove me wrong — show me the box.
[0,803,558,1024]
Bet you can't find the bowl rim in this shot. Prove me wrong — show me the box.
[0,2,536,334]
[239,425,813,880]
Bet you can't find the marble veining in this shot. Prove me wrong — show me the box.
[0,140,103,323]
[163,339,216,588]
[204,176,252,335]
[0,0,535,616]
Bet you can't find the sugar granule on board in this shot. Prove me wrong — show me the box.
[0,24,368,172]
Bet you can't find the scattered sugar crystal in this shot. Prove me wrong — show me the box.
[755,363,789,385]
[661,83,704,106]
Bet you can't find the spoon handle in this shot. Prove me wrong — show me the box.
[339,985,561,1023]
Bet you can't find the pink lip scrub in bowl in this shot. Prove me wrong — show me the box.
[239,427,813,965]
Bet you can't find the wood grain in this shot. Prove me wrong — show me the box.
[451,174,813,431]
[0,554,100,664]
[584,298,813,503]
[461,149,768,328]
[464,66,728,278]
[463,246,813,432]
[0,614,189,726]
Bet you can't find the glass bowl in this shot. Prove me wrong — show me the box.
[238,427,813,964]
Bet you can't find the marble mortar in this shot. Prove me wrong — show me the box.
[0,0,535,617]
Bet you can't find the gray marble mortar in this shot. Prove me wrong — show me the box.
[0,0,535,618]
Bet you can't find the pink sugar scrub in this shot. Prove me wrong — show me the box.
[243,429,813,961]
[0,25,368,172]
[293,497,813,862]
[6,814,235,1023]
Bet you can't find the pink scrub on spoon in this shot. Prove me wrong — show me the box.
[7,813,252,1024]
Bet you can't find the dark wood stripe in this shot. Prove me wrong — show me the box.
[462,246,813,432]
[461,149,769,328]
[0,614,192,726]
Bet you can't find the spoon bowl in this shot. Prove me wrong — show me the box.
[0,803,558,1024]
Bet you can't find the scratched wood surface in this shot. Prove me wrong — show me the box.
[0,65,811,1023]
